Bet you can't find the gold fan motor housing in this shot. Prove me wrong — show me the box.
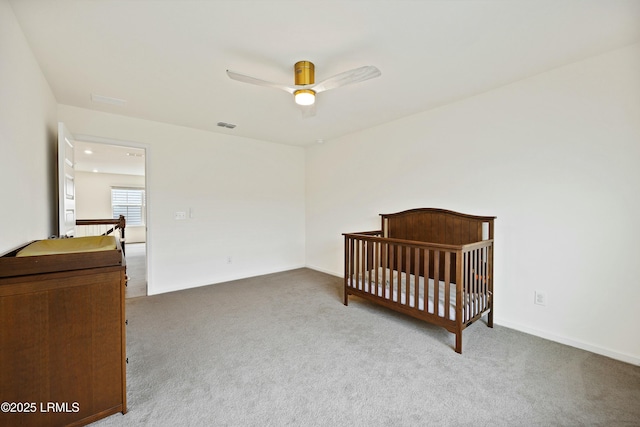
[294,61,315,85]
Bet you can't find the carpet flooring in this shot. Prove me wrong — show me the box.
[125,243,146,299]
[91,268,640,426]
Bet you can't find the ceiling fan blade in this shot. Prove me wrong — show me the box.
[226,70,296,94]
[311,65,381,94]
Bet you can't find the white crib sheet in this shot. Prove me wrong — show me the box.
[355,268,486,321]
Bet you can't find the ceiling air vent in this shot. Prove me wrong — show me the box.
[217,122,236,129]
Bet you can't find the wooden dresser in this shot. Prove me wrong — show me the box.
[0,237,127,427]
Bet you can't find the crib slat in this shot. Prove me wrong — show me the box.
[473,250,477,318]
[368,240,372,293]
[356,239,362,291]
[389,243,395,302]
[349,239,356,288]
[483,247,488,311]
[433,250,440,317]
[476,248,482,315]
[397,244,402,304]
[405,246,411,306]
[482,248,489,311]
[361,239,366,293]
[476,249,484,313]
[373,240,378,296]
[381,242,387,298]
[360,239,363,288]
[444,251,450,321]
[360,240,368,291]
[455,248,463,325]
[468,248,473,319]
[466,251,471,322]
[424,249,430,313]
[479,248,484,313]
[414,247,420,309]
[474,247,480,317]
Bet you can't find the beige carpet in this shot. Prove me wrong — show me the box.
[92,268,640,426]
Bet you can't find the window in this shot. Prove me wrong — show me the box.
[111,188,145,226]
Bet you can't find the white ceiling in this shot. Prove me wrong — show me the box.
[73,139,145,176]
[10,0,640,150]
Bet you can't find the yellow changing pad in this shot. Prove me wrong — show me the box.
[16,236,117,257]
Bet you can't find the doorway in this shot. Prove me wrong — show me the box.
[73,136,149,298]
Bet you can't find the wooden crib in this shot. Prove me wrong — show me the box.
[343,208,496,353]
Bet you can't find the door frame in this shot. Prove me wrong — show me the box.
[74,133,152,294]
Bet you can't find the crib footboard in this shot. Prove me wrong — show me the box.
[343,232,494,353]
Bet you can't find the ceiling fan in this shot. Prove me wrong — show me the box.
[226,61,381,115]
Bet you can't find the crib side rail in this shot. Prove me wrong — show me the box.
[344,233,493,317]
[345,232,464,252]
[460,239,494,325]
[343,233,464,324]
[343,232,381,305]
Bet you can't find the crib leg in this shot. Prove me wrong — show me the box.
[455,331,462,354]
[343,289,349,306]
[488,309,494,328]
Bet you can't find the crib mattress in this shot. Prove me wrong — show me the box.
[356,268,487,321]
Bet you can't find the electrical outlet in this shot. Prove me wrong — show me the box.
[226,256,232,264]
[534,290,547,306]
[174,211,186,220]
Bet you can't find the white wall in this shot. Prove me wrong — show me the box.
[3,0,638,364]
[58,105,306,295]
[75,171,146,243]
[306,44,640,364]
[0,0,58,253]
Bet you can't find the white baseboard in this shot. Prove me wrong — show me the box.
[495,318,640,366]
[305,264,342,278]
[148,264,307,296]
[305,267,640,366]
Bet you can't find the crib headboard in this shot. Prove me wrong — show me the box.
[381,208,495,244]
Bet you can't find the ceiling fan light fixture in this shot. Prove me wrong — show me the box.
[227,60,380,115]
[294,89,315,106]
